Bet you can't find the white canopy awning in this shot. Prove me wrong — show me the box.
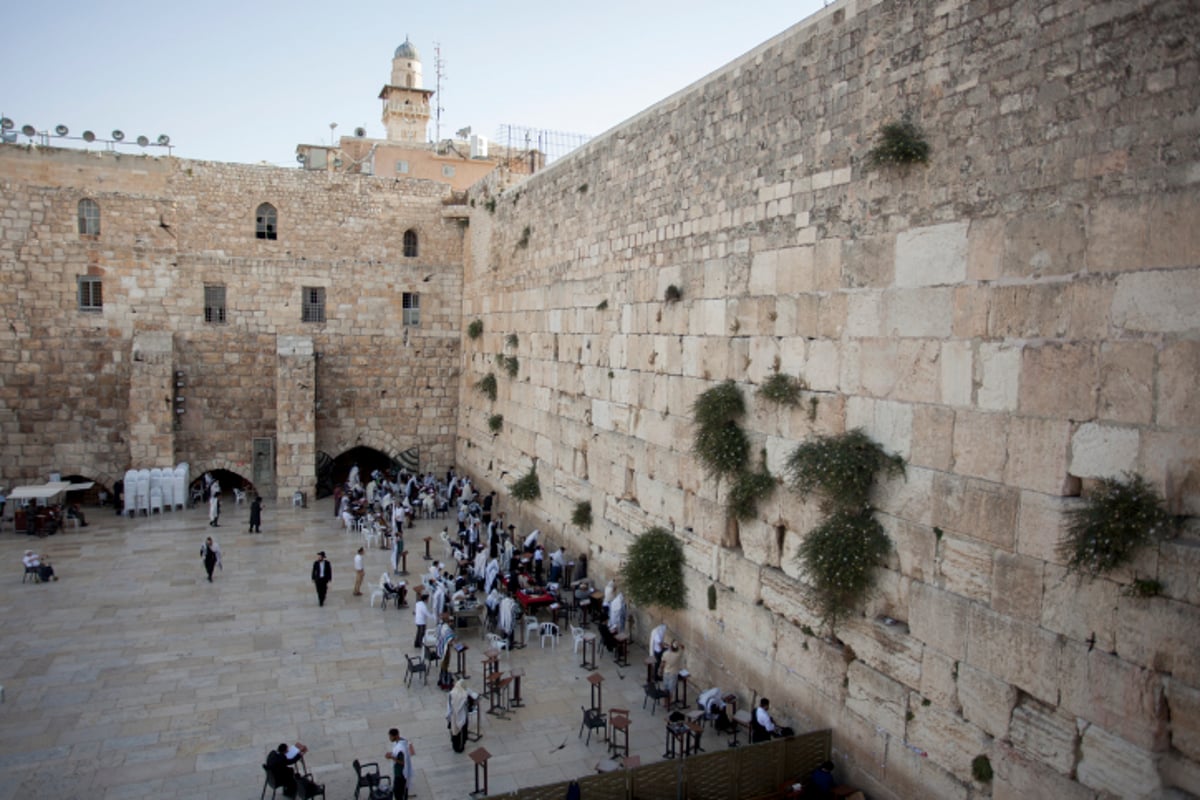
[9,481,78,500]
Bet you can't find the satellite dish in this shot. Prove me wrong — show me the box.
[0,117,13,130]
[354,127,366,138]
[157,134,170,145]
[136,135,149,147]
[82,130,96,143]
[54,124,69,136]
[111,130,124,141]
[21,124,36,137]
[296,153,307,164]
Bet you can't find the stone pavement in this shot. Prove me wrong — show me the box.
[0,499,695,799]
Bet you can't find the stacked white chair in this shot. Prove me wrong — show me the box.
[123,469,138,517]
[173,464,189,510]
[135,469,151,516]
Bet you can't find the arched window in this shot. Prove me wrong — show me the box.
[78,198,100,236]
[403,229,418,258]
[255,203,277,240]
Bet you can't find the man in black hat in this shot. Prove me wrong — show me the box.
[311,551,332,606]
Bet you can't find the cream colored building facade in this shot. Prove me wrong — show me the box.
[1,1,1198,798]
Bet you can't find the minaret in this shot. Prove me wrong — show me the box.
[379,37,433,143]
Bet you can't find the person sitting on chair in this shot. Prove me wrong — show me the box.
[66,503,89,527]
[751,698,777,743]
[266,742,302,797]
[23,550,57,582]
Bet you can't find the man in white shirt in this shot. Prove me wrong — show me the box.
[385,728,414,799]
[649,623,668,676]
[523,529,539,552]
[413,590,431,649]
[752,698,777,743]
[353,547,365,596]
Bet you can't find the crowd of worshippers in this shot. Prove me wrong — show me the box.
[333,464,463,534]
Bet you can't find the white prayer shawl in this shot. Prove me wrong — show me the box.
[498,597,516,635]
[447,682,470,735]
[608,592,627,634]
[484,559,500,594]
[501,541,514,574]
[432,585,447,619]
[473,551,488,580]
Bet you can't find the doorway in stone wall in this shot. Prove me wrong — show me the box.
[330,446,401,488]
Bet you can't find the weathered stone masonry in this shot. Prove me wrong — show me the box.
[456,1,1199,798]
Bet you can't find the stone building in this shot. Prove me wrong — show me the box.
[1,0,1198,797]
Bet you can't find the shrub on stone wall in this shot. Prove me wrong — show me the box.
[785,429,905,512]
[757,372,807,407]
[866,115,931,168]
[572,500,593,529]
[510,464,541,502]
[476,373,497,402]
[1060,472,1173,577]
[487,413,503,433]
[467,319,484,339]
[621,526,687,610]
[728,452,777,521]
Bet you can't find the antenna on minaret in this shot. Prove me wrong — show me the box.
[433,41,445,144]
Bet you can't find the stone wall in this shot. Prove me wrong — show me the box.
[0,148,464,499]
[456,0,1200,797]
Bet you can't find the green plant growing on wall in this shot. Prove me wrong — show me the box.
[1060,473,1173,577]
[510,464,541,502]
[785,429,905,511]
[487,413,504,433]
[596,299,609,310]
[497,354,519,378]
[692,381,749,479]
[467,319,484,339]
[707,583,718,611]
[757,372,807,406]
[475,373,497,402]
[787,429,905,631]
[866,115,931,168]
[620,526,687,610]
[971,755,993,783]
[728,450,777,521]
[798,509,890,627]
[664,284,683,303]
[1123,578,1165,598]
[484,198,496,213]
[505,333,519,349]
[572,500,593,529]
[517,225,531,248]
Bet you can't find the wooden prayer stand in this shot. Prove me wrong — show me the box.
[645,657,657,685]
[580,633,597,670]
[455,642,471,679]
[422,536,433,561]
[469,747,491,797]
[587,671,604,712]
[467,691,484,742]
[398,549,409,575]
[614,633,630,667]
[509,667,525,708]
[674,671,690,709]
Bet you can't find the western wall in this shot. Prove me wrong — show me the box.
[0,0,1197,796]
[456,0,1199,797]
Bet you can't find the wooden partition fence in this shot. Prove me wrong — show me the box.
[497,730,832,800]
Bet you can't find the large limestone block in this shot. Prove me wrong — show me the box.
[1141,429,1200,516]
[919,647,959,711]
[1003,416,1073,495]
[993,741,1093,800]
[939,340,973,408]
[817,293,847,339]
[987,283,1075,339]
[1059,643,1168,752]
[1117,595,1200,687]
[1112,269,1200,335]
[803,339,839,392]
[1158,340,1200,428]
[842,235,894,289]
[1089,192,1200,274]
[894,340,944,404]
[845,292,882,338]
[846,660,908,737]
[1002,205,1087,278]
[1097,341,1156,425]
[910,404,954,471]
[1008,698,1078,775]
[776,246,817,295]
[1160,750,1200,797]
[991,551,1044,623]
[931,473,1020,550]
[951,410,1008,483]
[957,662,1017,738]
[977,342,1020,412]
[758,567,819,627]
[739,517,782,568]
[875,465,931,527]
[906,693,991,778]
[967,217,1004,282]
[895,221,969,287]
[880,729,971,800]
[939,535,995,603]
[908,581,971,660]
[775,626,851,705]
[1159,538,1200,606]
[1040,563,1118,652]
[1168,679,1200,762]
[884,288,954,338]
[1069,422,1140,479]
[1018,342,1098,418]
[1016,490,1075,565]
[838,616,924,689]
[886,517,938,583]
[1076,722,1164,799]
[966,604,1062,706]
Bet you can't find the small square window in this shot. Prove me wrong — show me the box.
[78,276,103,312]
[402,292,420,326]
[204,285,226,324]
[395,160,409,174]
[302,286,326,323]
[441,165,455,178]
[78,199,100,236]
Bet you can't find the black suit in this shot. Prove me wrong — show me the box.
[266,749,298,796]
[311,558,332,606]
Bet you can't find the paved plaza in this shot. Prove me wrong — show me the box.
[0,498,690,800]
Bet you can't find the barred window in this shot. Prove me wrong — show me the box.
[255,203,278,240]
[302,286,325,323]
[403,229,418,258]
[78,276,103,312]
[78,198,100,236]
[204,285,226,324]
[395,160,409,174]
[402,292,419,326]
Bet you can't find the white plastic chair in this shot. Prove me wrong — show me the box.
[149,487,164,515]
[485,632,509,651]
[571,625,585,654]
[233,488,246,505]
[524,615,541,642]
[363,527,381,550]
[540,622,560,649]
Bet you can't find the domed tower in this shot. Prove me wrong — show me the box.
[379,37,433,143]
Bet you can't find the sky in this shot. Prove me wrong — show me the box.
[0,0,830,167]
